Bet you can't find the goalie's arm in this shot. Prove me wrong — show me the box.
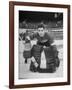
[26,33,37,40]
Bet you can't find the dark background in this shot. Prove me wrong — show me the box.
[19,11,63,23]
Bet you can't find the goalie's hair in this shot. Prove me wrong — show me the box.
[37,24,45,29]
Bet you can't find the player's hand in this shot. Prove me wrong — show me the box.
[26,36,30,40]
[31,57,38,67]
[31,57,35,62]
[43,46,46,48]
[34,62,38,68]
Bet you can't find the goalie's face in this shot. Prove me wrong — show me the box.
[38,27,45,37]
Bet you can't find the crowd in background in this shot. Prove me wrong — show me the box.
[19,21,63,41]
[19,20,63,29]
